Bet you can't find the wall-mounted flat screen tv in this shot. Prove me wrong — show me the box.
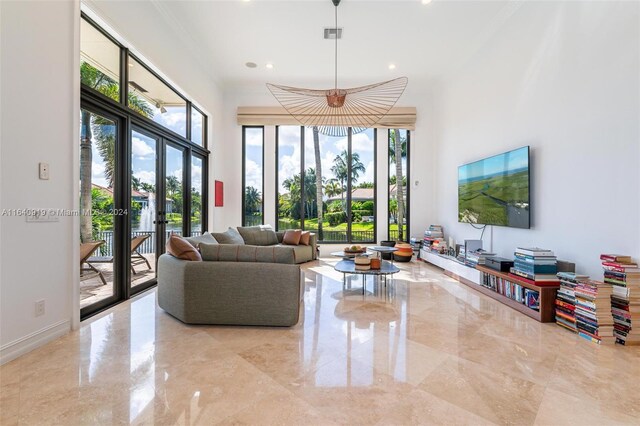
[458,146,530,229]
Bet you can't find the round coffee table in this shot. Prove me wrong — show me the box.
[334,259,400,295]
[367,246,400,263]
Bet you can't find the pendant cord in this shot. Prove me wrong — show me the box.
[334,4,338,90]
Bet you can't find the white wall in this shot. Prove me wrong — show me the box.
[1,0,79,362]
[433,1,640,277]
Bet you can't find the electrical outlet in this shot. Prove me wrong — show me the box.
[35,300,45,317]
[39,162,49,180]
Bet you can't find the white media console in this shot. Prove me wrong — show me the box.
[419,249,481,285]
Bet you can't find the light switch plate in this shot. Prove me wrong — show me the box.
[39,162,50,180]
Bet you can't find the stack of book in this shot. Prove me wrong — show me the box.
[574,279,615,344]
[466,250,496,268]
[509,247,560,286]
[555,272,589,333]
[601,254,640,345]
[423,225,445,254]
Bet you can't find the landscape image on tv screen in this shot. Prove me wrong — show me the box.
[458,146,530,228]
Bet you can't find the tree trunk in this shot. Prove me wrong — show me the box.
[394,129,405,241]
[313,127,323,240]
[80,110,94,243]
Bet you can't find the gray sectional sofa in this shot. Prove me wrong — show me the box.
[157,226,316,326]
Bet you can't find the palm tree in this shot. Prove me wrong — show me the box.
[166,175,180,197]
[140,182,155,193]
[244,186,261,214]
[390,129,407,241]
[131,175,142,191]
[324,179,342,198]
[330,149,366,201]
[79,62,152,242]
[313,127,323,239]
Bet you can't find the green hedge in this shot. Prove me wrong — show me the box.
[325,211,346,226]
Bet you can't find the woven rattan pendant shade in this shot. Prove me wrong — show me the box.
[266,0,408,137]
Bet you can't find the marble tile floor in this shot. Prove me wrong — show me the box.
[2,258,640,425]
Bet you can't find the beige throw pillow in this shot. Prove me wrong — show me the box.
[282,229,302,245]
[166,234,202,261]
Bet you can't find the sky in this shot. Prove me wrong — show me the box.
[243,126,377,196]
[458,146,529,182]
[244,127,409,201]
[90,125,202,196]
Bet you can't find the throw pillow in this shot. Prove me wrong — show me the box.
[299,231,311,246]
[184,232,218,249]
[166,234,202,261]
[212,227,245,245]
[282,229,302,245]
[237,225,278,246]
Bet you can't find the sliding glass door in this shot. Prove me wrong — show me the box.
[130,129,159,290]
[129,127,187,293]
[80,107,125,316]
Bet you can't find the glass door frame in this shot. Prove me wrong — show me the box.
[128,123,191,297]
[80,85,209,321]
[80,100,129,319]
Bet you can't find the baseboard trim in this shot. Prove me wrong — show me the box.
[0,319,70,365]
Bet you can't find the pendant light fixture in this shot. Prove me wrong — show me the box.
[267,0,408,137]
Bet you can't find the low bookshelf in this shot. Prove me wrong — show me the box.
[475,265,558,323]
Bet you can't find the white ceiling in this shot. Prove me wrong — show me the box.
[90,0,524,93]
[150,0,522,91]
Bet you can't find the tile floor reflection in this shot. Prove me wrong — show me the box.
[2,258,640,425]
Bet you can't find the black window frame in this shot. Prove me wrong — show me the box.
[274,126,377,244]
[242,125,265,226]
[80,13,210,320]
[387,129,410,242]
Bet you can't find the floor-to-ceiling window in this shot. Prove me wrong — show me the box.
[242,126,264,226]
[388,129,410,241]
[80,14,209,319]
[277,126,303,230]
[275,126,376,243]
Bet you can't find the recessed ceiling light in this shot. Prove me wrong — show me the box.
[388,63,396,70]
[266,63,274,69]
[245,62,257,68]
[422,0,432,4]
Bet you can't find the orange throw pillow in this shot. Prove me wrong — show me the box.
[166,234,202,261]
[283,229,302,245]
[299,231,311,246]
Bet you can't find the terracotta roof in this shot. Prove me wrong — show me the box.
[92,183,151,199]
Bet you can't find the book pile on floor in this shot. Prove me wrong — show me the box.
[466,250,495,268]
[423,225,445,254]
[601,254,640,345]
[574,279,615,344]
[555,272,589,333]
[509,247,560,286]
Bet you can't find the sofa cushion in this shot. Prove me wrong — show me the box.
[275,243,313,264]
[200,243,296,264]
[184,232,218,249]
[283,229,302,245]
[237,225,279,246]
[166,235,202,261]
[211,227,244,245]
[299,231,311,246]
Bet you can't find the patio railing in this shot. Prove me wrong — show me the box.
[95,230,202,256]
